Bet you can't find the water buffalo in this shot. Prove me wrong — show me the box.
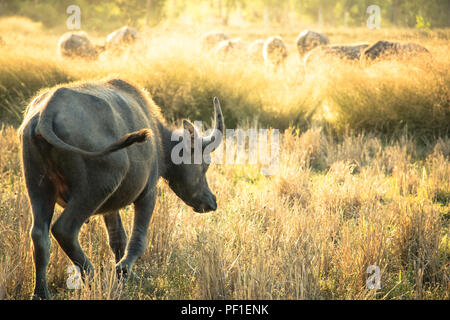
[201,31,229,51]
[105,26,138,51]
[303,43,369,71]
[58,32,99,60]
[211,38,244,60]
[19,78,224,299]
[247,39,264,62]
[296,30,329,58]
[263,36,288,69]
[360,40,431,65]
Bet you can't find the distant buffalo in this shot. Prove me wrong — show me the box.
[58,32,99,60]
[201,31,229,51]
[303,43,369,70]
[105,26,138,50]
[361,40,431,65]
[247,39,264,62]
[263,36,288,69]
[212,38,244,60]
[296,30,329,58]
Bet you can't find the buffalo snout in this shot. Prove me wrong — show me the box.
[195,193,217,213]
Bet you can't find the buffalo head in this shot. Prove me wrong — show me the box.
[167,97,224,213]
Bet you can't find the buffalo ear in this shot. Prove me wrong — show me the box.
[183,119,197,148]
[183,119,196,136]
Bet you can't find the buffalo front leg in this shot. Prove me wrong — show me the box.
[115,189,156,278]
[103,212,128,263]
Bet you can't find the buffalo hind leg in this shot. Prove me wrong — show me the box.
[29,189,56,300]
[51,197,100,282]
[115,188,156,278]
[22,134,57,299]
[103,212,128,263]
[50,152,127,288]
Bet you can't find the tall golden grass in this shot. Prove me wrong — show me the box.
[0,125,448,299]
[0,17,448,299]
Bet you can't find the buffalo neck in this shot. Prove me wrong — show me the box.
[157,120,177,181]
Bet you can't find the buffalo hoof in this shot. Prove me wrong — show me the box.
[115,263,130,281]
[32,291,50,300]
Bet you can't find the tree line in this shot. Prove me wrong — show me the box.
[0,0,448,30]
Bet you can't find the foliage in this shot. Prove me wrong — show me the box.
[0,0,449,29]
[416,15,431,31]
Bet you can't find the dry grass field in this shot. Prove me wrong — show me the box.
[0,17,448,299]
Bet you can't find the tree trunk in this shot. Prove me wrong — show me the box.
[264,6,269,28]
[222,5,229,25]
[146,0,152,26]
[392,0,399,26]
[447,0,450,27]
[318,6,323,27]
[236,2,244,25]
[173,0,179,20]
[289,0,295,27]
[217,0,223,21]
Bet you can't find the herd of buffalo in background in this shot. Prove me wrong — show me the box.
[40,25,433,72]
